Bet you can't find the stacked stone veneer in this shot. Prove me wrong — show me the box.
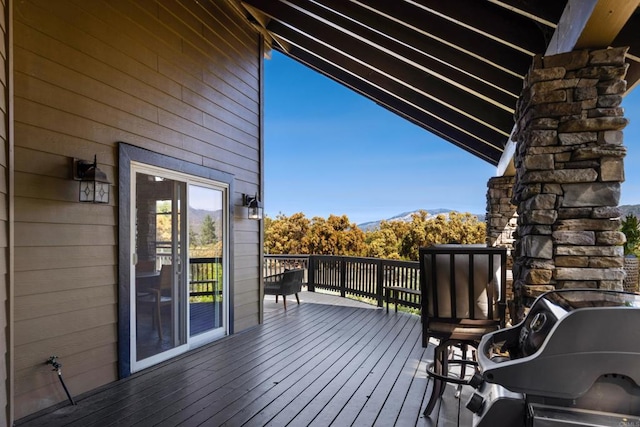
[486,176,517,318]
[511,47,629,313]
[486,176,517,251]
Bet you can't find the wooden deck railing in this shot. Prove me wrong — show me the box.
[190,257,222,299]
[264,254,420,311]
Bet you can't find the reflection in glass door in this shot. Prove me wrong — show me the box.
[133,172,187,365]
[131,165,227,371]
[188,185,224,342]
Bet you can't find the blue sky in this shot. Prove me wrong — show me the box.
[264,51,640,225]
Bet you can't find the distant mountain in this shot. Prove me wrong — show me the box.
[356,205,640,232]
[357,209,485,231]
[189,207,222,230]
[620,204,640,218]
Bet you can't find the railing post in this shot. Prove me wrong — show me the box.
[376,259,384,307]
[307,255,315,292]
[340,257,346,298]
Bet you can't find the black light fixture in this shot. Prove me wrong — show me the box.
[242,193,263,220]
[73,155,111,203]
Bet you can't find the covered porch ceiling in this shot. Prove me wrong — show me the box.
[234,0,640,167]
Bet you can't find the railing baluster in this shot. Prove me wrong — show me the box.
[263,254,420,312]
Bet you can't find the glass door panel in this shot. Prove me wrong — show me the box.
[131,164,228,372]
[188,185,225,339]
[134,172,187,364]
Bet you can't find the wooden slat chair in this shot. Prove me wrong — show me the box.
[419,244,507,416]
[264,268,304,310]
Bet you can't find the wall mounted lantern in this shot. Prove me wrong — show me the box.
[73,155,111,203]
[242,193,263,220]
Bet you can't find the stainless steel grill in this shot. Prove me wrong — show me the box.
[465,289,640,427]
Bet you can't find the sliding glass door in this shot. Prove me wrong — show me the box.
[187,184,225,345]
[131,163,227,371]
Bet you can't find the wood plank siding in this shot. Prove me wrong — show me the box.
[1,0,11,424]
[13,0,262,419]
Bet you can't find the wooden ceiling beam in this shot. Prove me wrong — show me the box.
[312,0,523,97]
[245,0,515,135]
[355,0,533,77]
[488,0,568,26]
[279,0,518,111]
[546,0,639,55]
[408,0,549,55]
[575,0,640,49]
[614,9,640,91]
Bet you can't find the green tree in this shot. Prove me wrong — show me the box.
[306,214,366,256]
[264,212,311,254]
[621,213,640,256]
[398,211,486,260]
[201,214,217,245]
[364,225,402,259]
[189,228,200,248]
[155,201,172,242]
[264,210,486,261]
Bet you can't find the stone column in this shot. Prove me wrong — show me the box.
[486,176,517,320]
[511,47,628,317]
[486,176,517,250]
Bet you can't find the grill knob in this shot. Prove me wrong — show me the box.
[466,392,485,414]
[469,372,484,389]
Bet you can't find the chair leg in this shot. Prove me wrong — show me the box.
[385,288,390,313]
[455,343,468,398]
[155,300,163,341]
[424,343,446,416]
[275,295,279,303]
[283,294,287,310]
[295,293,300,304]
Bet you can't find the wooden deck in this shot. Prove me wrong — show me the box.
[17,291,473,426]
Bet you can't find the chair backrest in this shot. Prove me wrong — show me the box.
[419,244,507,324]
[159,264,173,292]
[283,268,304,284]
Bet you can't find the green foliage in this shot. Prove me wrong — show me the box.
[201,214,218,245]
[264,210,486,261]
[265,212,311,254]
[306,214,367,256]
[621,213,640,256]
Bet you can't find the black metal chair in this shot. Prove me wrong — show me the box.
[264,268,304,309]
[419,244,507,416]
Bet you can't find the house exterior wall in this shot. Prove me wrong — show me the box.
[13,0,261,419]
[1,0,11,424]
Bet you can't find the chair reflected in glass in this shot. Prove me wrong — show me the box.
[419,244,507,416]
[137,264,173,340]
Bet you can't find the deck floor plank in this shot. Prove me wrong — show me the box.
[38,306,310,427]
[17,291,468,427]
[134,304,360,426]
[336,319,421,426]
[83,304,338,427]
[167,306,382,426]
[368,330,429,426]
[306,313,415,426]
[276,313,409,426]
[240,310,392,427]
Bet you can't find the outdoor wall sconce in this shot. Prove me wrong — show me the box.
[242,193,263,220]
[73,155,111,203]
